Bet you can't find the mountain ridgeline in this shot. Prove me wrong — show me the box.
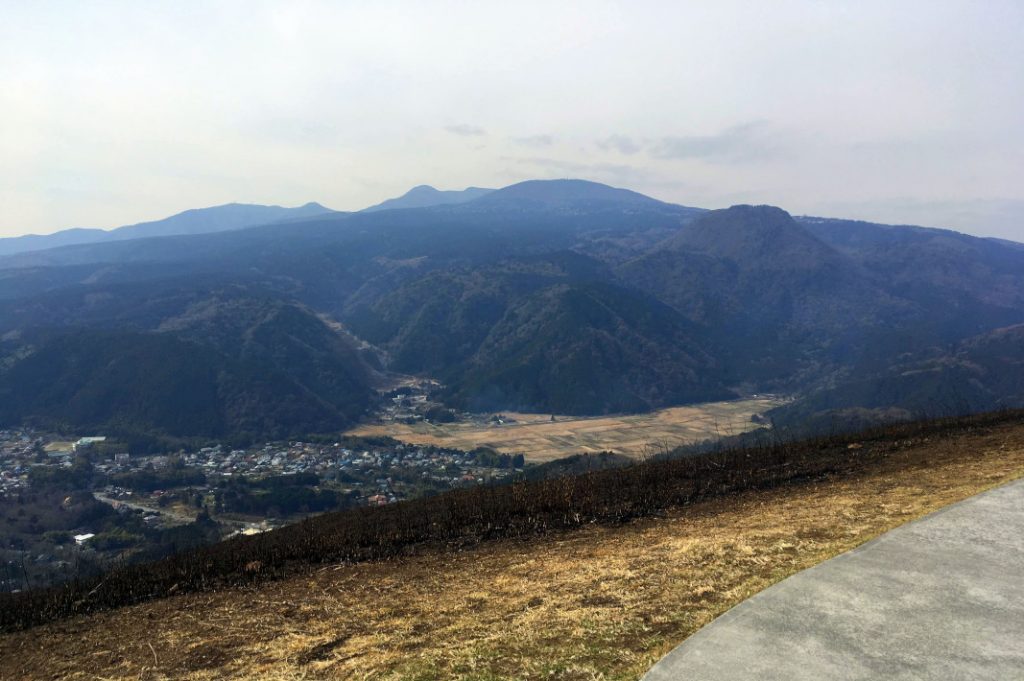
[1,179,1023,441]
[0,290,374,446]
[361,185,494,212]
[0,202,335,258]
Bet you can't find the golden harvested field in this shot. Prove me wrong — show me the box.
[3,420,1023,680]
[346,397,783,462]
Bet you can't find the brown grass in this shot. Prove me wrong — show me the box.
[346,398,782,462]
[2,421,1023,681]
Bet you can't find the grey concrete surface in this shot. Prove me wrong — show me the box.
[643,478,1024,681]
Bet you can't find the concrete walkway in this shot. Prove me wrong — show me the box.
[643,478,1024,681]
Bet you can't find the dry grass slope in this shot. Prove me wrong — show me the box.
[2,416,1023,680]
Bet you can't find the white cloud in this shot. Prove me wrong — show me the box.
[444,124,487,137]
[511,135,556,147]
[649,122,782,163]
[596,135,642,155]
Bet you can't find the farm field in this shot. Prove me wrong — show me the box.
[346,397,784,462]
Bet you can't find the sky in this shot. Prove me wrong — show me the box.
[1,1,1022,240]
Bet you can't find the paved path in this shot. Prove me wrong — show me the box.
[644,478,1024,681]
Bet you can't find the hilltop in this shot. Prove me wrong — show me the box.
[2,413,1023,679]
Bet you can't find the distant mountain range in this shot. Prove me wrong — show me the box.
[0,202,335,257]
[361,185,494,212]
[0,178,1022,441]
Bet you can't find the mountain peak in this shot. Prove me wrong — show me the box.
[473,179,664,210]
[361,185,494,212]
[665,203,840,267]
[722,204,793,220]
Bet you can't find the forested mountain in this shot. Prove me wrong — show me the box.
[346,253,728,413]
[799,216,1024,314]
[445,281,729,413]
[768,323,1024,431]
[0,202,334,257]
[1,179,1022,439]
[0,290,374,443]
[617,205,910,383]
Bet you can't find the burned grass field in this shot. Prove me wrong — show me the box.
[3,411,1024,679]
[347,397,783,462]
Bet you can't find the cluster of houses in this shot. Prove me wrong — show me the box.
[0,432,125,495]
[1,427,531,593]
[0,429,44,494]
[178,440,517,494]
[1,428,521,508]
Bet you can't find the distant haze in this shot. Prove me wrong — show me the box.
[1,2,1022,240]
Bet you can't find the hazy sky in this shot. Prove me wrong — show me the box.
[2,1,1022,239]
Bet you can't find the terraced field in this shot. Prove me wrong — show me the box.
[346,397,784,462]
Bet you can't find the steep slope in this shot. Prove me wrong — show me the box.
[799,216,1024,334]
[0,202,334,257]
[346,250,728,414]
[771,323,1024,430]
[345,252,608,372]
[361,185,494,212]
[0,330,276,440]
[618,205,909,382]
[447,281,730,413]
[156,293,376,416]
[0,292,375,441]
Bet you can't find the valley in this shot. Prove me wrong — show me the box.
[5,414,1022,680]
[5,8,1021,678]
[2,180,1022,444]
[346,396,784,462]
[2,178,1023,609]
